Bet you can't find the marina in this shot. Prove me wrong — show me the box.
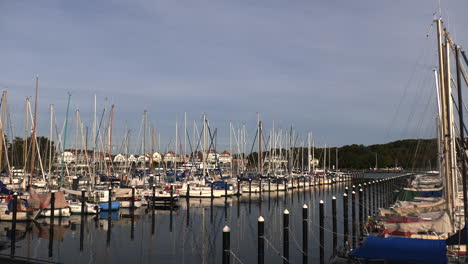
[2,1,468,263]
[0,173,403,264]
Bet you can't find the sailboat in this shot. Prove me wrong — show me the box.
[333,18,468,263]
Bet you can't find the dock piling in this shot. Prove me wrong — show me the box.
[258,216,264,264]
[222,226,231,264]
[351,191,356,248]
[302,204,308,264]
[10,192,17,257]
[332,196,337,254]
[283,209,289,264]
[343,193,348,249]
[319,200,324,264]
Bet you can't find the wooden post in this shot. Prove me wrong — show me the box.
[80,189,85,252]
[10,193,17,257]
[108,187,112,211]
[351,191,356,248]
[319,200,324,264]
[187,183,191,200]
[258,216,264,264]
[223,226,231,264]
[81,189,86,214]
[50,191,56,219]
[152,184,156,209]
[131,186,135,210]
[302,204,308,264]
[332,196,337,254]
[283,209,289,264]
[372,181,376,216]
[49,191,56,257]
[359,188,363,239]
[211,181,214,199]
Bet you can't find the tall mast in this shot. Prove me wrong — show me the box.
[436,19,454,217]
[75,109,79,176]
[312,136,315,173]
[0,91,6,172]
[301,140,304,173]
[273,120,276,174]
[23,98,29,178]
[151,125,155,172]
[455,44,468,244]
[445,30,458,218]
[108,105,114,177]
[203,115,207,177]
[143,110,147,172]
[324,144,327,172]
[288,126,292,175]
[48,104,54,179]
[229,121,232,176]
[336,147,338,171]
[258,115,262,174]
[175,119,178,172]
[60,93,72,188]
[29,76,39,187]
[307,132,311,173]
[92,93,97,186]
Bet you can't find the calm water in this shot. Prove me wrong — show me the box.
[1,173,400,264]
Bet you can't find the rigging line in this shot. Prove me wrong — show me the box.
[386,36,433,140]
[452,94,468,137]
[458,61,468,90]
[400,66,435,140]
[192,120,205,161]
[94,107,106,152]
[249,128,258,167]
[229,250,246,264]
[185,126,194,159]
[288,226,307,255]
[262,236,292,263]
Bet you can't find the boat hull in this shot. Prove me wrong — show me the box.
[119,200,143,208]
[99,201,120,211]
[40,208,72,217]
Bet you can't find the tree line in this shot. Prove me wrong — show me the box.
[244,139,437,171]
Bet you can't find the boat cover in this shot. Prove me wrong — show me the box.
[349,236,446,263]
[392,189,420,202]
[383,211,452,233]
[0,181,15,195]
[380,199,446,216]
[393,188,443,202]
[28,189,68,209]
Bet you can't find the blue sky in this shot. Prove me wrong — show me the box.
[1,0,467,153]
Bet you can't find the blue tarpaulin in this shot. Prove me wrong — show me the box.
[419,190,443,197]
[446,226,467,245]
[349,236,446,264]
[0,181,15,195]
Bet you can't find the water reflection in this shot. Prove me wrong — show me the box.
[0,173,402,264]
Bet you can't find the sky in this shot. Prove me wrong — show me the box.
[1,0,468,153]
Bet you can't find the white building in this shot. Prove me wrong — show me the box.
[164,152,178,163]
[152,152,163,163]
[57,151,75,164]
[113,154,127,163]
[128,155,137,163]
[219,151,232,164]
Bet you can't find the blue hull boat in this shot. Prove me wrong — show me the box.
[99,201,120,211]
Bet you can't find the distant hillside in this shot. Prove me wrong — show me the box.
[334,139,437,170]
[245,139,438,171]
